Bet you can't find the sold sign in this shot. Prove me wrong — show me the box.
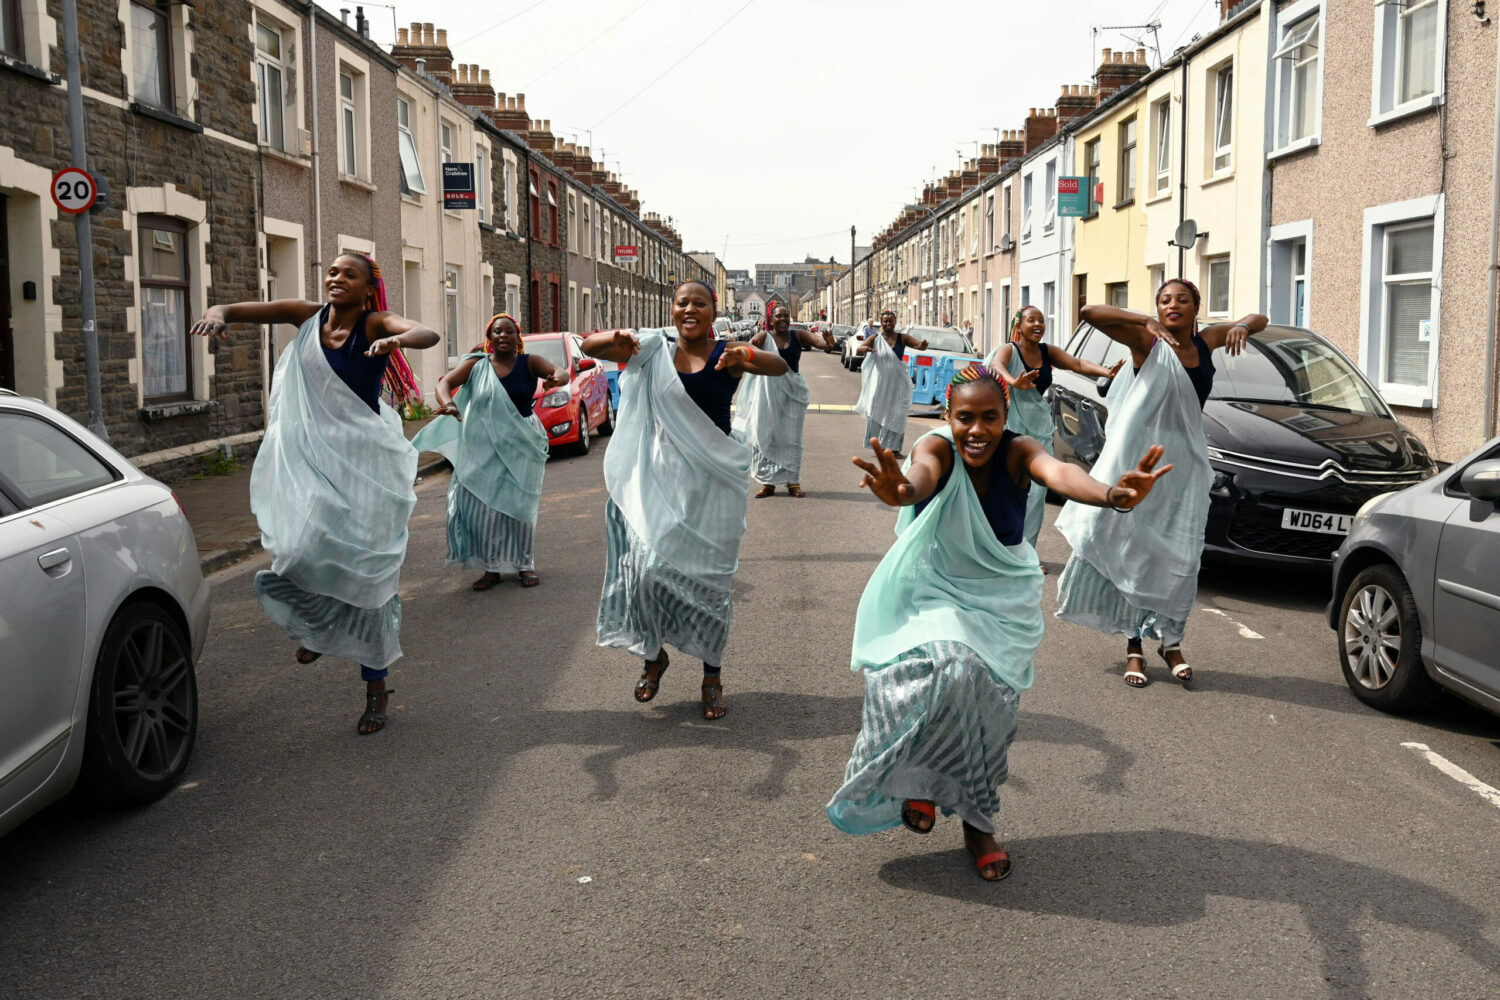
[51,167,98,214]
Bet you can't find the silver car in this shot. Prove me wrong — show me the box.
[0,390,210,836]
[1330,435,1500,716]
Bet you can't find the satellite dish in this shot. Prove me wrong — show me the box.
[999,235,1015,252]
[1173,219,1199,249]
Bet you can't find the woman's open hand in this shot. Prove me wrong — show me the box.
[1145,318,1179,349]
[852,441,916,506]
[1107,445,1173,510]
[1104,358,1125,379]
[542,369,568,390]
[612,329,641,356]
[1012,368,1041,391]
[716,344,753,370]
[190,306,229,339]
[435,401,461,421]
[365,336,401,357]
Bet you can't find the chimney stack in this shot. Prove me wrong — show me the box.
[392,21,454,82]
[1095,45,1151,104]
[1024,107,1058,153]
[1055,83,1095,126]
[451,61,496,111]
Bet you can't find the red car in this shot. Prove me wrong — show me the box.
[525,332,614,455]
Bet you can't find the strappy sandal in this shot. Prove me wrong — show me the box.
[472,573,500,592]
[518,570,540,588]
[295,646,322,664]
[701,677,727,720]
[1124,650,1148,688]
[634,651,669,703]
[901,799,936,834]
[1158,644,1193,683]
[786,484,805,498]
[755,484,775,498]
[963,822,1012,881]
[357,687,392,735]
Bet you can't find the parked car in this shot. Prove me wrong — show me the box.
[525,332,614,456]
[0,390,211,837]
[712,318,732,340]
[826,324,856,352]
[1329,435,1500,718]
[1048,322,1438,567]
[845,325,975,373]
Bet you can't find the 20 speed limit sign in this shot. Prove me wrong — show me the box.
[51,167,98,214]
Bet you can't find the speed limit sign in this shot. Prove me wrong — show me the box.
[51,167,98,214]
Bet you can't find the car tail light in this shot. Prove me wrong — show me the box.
[171,490,190,523]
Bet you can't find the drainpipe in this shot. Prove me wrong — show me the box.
[523,145,534,333]
[308,5,323,290]
[1484,20,1500,438]
[1177,54,1189,279]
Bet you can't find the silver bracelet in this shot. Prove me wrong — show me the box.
[1108,487,1134,514]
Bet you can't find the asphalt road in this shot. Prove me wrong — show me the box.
[4,351,1499,1000]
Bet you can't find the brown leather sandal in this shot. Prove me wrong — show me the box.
[701,677,727,720]
[295,646,322,664]
[634,651,669,702]
[755,484,775,498]
[786,484,805,498]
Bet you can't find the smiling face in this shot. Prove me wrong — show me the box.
[487,316,521,355]
[325,255,372,308]
[672,282,716,342]
[947,378,1009,469]
[771,306,790,333]
[1012,306,1046,344]
[880,311,897,335]
[1157,281,1199,335]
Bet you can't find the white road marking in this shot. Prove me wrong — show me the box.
[1201,606,1264,639]
[1402,742,1500,811]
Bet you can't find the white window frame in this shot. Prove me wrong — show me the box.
[502,151,518,231]
[1358,194,1444,408]
[1369,0,1447,127]
[1001,183,1012,241]
[1020,173,1033,241]
[444,266,461,361]
[1205,255,1232,318]
[984,192,995,251]
[1266,219,1315,328]
[581,199,591,258]
[1270,0,1325,157]
[1152,98,1171,195]
[1211,63,1234,175]
[476,145,489,224]
[123,0,196,119]
[253,15,289,151]
[567,190,577,254]
[1043,159,1057,232]
[439,120,454,164]
[396,96,427,195]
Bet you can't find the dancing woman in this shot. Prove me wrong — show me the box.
[581,279,789,720]
[827,364,1170,879]
[986,305,1123,552]
[855,308,927,456]
[1054,280,1265,687]
[738,304,835,497]
[191,253,439,734]
[411,314,567,591]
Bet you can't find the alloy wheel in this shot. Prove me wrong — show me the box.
[110,617,195,781]
[1343,583,1401,690]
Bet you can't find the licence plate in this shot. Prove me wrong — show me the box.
[1280,508,1352,535]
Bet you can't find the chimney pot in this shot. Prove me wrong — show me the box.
[410,21,421,35]
[1113,50,1124,63]
[397,27,408,44]
[481,68,491,85]
[423,22,434,44]
[436,28,447,48]
[543,119,551,130]
[1101,47,1112,62]
[517,93,527,110]
[1136,47,1147,63]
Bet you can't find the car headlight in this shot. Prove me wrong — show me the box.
[1352,491,1394,527]
[541,391,570,408]
[548,421,572,436]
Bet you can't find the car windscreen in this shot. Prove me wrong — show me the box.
[910,328,972,353]
[527,338,568,372]
[1212,329,1390,417]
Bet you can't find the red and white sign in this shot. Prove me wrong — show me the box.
[1057,177,1080,195]
[52,167,98,214]
[614,245,638,262]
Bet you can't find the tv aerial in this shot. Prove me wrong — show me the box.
[1091,19,1163,68]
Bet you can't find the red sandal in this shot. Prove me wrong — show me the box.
[970,849,1012,881]
[901,799,936,834]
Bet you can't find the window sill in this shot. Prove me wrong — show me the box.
[1267,135,1321,161]
[1379,382,1434,409]
[1201,170,1236,190]
[1081,210,1098,221]
[401,194,422,207]
[339,173,377,192]
[1145,190,1173,206]
[139,399,220,422]
[1113,198,1135,211]
[0,54,61,84]
[1368,94,1443,129]
[259,143,310,168]
[130,103,204,134]
[479,221,498,233]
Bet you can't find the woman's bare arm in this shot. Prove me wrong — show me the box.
[191,299,322,338]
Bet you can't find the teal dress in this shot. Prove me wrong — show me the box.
[990,341,1056,548]
[827,427,1044,836]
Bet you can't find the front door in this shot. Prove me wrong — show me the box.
[0,195,14,390]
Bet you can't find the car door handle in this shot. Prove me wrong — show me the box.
[37,548,72,571]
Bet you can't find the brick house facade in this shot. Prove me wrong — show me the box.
[2,0,264,471]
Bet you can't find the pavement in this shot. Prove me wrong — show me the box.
[180,422,451,575]
[5,351,1500,1000]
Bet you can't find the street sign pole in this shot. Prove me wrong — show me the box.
[849,225,855,326]
[61,0,105,439]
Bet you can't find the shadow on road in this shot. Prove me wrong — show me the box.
[1200,559,1330,613]
[879,830,1500,998]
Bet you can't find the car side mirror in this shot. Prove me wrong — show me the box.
[1461,459,1500,520]
[576,358,598,372]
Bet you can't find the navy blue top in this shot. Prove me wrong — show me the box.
[1136,332,1215,410]
[320,306,389,413]
[891,334,907,361]
[678,339,739,435]
[773,329,803,373]
[914,430,1029,546]
[1015,341,1053,392]
[495,354,537,417]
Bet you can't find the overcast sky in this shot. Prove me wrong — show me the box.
[323,0,1224,272]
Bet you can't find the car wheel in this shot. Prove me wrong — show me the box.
[1337,563,1439,713]
[598,390,615,436]
[574,407,590,456]
[78,601,198,805]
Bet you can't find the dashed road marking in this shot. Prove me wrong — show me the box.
[1201,606,1264,639]
[1402,742,1500,811]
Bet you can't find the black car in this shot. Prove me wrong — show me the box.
[1048,323,1439,567]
